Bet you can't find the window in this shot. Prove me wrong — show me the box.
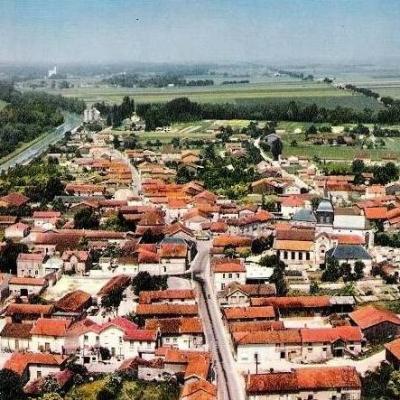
[349,346,354,351]
[306,252,310,260]
[130,341,134,349]
[37,371,42,378]
[236,273,239,278]
[291,251,295,260]
[299,252,303,260]
[228,273,232,278]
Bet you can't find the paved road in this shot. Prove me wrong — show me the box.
[0,113,82,172]
[192,241,245,400]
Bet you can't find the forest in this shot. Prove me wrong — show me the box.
[0,82,85,158]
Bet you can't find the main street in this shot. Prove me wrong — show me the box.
[191,241,246,400]
[0,113,82,172]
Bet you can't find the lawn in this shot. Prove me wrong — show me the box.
[42,80,382,111]
[67,377,180,400]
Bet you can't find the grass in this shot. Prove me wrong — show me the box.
[42,80,383,111]
[0,100,7,110]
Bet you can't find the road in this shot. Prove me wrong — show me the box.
[0,113,82,172]
[254,137,315,193]
[191,240,245,400]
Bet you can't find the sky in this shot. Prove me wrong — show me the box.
[0,0,400,65]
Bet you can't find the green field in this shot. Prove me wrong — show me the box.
[0,100,7,110]
[43,80,382,111]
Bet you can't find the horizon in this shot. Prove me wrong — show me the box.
[1,0,400,65]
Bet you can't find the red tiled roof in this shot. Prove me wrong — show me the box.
[0,323,33,339]
[300,326,363,343]
[251,296,331,309]
[30,318,71,337]
[9,277,47,286]
[55,290,92,312]
[159,243,187,258]
[4,352,66,375]
[364,207,387,220]
[136,303,198,317]
[246,367,361,394]
[223,306,275,321]
[212,235,252,248]
[145,317,203,334]
[349,305,400,329]
[385,338,400,360]
[97,275,130,296]
[139,289,195,304]
[5,303,54,317]
[229,321,284,333]
[0,192,30,207]
[233,329,301,345]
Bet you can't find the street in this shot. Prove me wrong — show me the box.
[191,240,246,400]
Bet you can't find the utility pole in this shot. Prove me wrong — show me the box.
[254,352,260,374]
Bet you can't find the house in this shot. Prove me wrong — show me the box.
[30,318,71,353]
[385,338,400,369]
[4,222,30,240]
[349,305,400,341]
[274,226,315,267]
[4,352,67,383]
[211,258,246,291]
[61,250,91,275]
[65,317,156,362]
[0,192,30,208]
[55,290,92,314]
[218,282,276,307]
[145,318,205,350]
[159,239,189,274]
[0,322,33,351]
[246,367,361,400]
[326,244,372,275]
[32,211,61,229]
[4,303,54,323]
[65,183,106,196]
[9,276,48,297]
[17,253,47,277]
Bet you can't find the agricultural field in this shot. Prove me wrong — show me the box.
[42,79,382,111]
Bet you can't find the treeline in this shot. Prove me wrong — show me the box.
[344,83,400,108]
[278,70,314,81]
[103,73,214,88]
[94,96,135,127]
[136,97,400,131]
[0,82,85,158]
[222,80,250,85]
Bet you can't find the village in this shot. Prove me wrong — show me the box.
[2,103,400,400]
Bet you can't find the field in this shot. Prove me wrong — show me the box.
[43,79,382,111]
[115,119,252,144]
[0,100,7,110]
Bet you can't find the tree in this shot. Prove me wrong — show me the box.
[74,208,100,229]
[0,241,28,274]
[270,138,283,161]
[101,287,124,309]
[351,159,365,175]
[354,260,365,280]
[310,281,320,294]
[131,271,167,295]
[112,135,120,149]
[0,368,26,400]
[321,258,341,282]
[259,255,288,296]
[388,370,400,398]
